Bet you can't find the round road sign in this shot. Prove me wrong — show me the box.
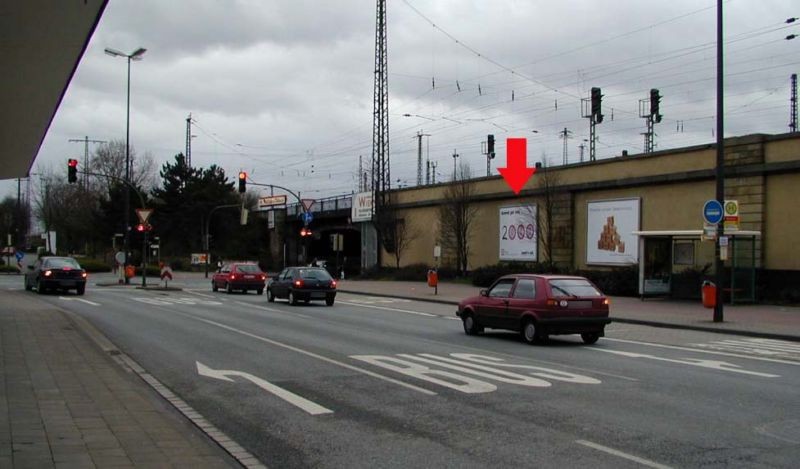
[703,200,723,225]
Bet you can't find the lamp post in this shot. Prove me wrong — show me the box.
[105,46,146,284]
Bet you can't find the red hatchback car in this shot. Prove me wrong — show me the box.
[212,263,267,294]
[456,274,611,344]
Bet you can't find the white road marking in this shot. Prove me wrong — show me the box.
[59,296,100,306]
[197,361,332,415]
[183,289,218,299]
[173,312,437,396]
[603,338,800,366]
[337,300,436,317]
[691,338,800,359]
[132,296,223,306]
[232,300,312,319]
[576,440,673,469]
[351,355,497,393]
[340,295,411,305]
[593,348,780,378]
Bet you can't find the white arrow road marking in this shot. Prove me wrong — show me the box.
[604,338,800,366]
[592,348,780,378]
[59,296,100,306]
[197,361,332,415]
[576,440,673,469]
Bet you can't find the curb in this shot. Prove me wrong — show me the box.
[61,309,266,469]
[339,289,800,343]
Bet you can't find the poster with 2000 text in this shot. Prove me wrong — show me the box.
[499,204,538,261]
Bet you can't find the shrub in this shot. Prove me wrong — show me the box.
[0,265,19,274]
[470,262,567,287]
[579,266,639,297]
[78,258,113,273]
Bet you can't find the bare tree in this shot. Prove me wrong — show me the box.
[438,162,478,275]
[32,167,99,255]
[90,140,156,194]
[392,212,420,269]
[537,156,565,265]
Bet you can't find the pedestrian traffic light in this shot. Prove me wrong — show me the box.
[238,171,247,193]
[650,88,662,123]
[487,134,495,159]
[591,87,603,123]
[68,159,78,183]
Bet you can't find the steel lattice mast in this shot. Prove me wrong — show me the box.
[372,0,389,221]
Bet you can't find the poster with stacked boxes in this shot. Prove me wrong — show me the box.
[587,198,640,265]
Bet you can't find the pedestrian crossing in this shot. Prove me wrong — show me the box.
[691,338,800,361]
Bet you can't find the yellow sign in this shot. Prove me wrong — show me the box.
[723,199,739,232]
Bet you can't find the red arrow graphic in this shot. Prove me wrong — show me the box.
[497,138,536,195]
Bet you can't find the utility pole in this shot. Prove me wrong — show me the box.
[579,141,586,163]
[790,73,797,132]
[714,0,725,323]
[559,128,572,165]
[639,89,662,154]
[582,87,603,161]
[452,149,459,180]
[68,136,105,189]
[371,0,390,267]
[415,130,430,186]
[431,161,438,184]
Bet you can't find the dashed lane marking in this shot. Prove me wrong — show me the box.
[603,338,800,366]
[576,440,673,469]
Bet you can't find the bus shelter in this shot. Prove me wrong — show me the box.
[632,230,760,303]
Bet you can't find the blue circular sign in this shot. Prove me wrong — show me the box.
[703,200,723,225]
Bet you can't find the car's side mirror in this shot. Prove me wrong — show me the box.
[480,289,488,297]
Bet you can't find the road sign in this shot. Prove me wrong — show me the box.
[724,200,739,232]
[114,251,126,264]
[160,265,173,280]
[702,200,723,225]
[301,198,315,211]
[300,211,313,225]
[136,208,153,224]
[15,251,23,261]
[258,195,287,208]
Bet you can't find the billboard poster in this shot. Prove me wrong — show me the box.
[499,204,538,261]
[586,198,640,265]
[351,191,373,222]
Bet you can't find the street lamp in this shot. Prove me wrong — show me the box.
[105,46,146,284]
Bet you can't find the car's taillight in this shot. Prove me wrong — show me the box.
[330,280,337,288]
[260,274,266,281]
[546,299,558,306]
[81,272,88,279]
[44,270,52,277]
[602,298,610,306]
[230,273,238,280]
[294,279,304,288]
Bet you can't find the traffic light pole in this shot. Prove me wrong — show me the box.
[204,204,240,278]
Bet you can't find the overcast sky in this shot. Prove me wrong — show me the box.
[9,0,800,201]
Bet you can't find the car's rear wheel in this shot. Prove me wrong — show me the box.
[24,279,32,291]
[37,278,46,294]
[521,319,541,345]
[325,297,335,306]
[226,282,233,294]
[462,312,482,335]
[267,288,275,302]
[288,290,298,305]
[212,281,218,292]
[581,332,600,345]
[257,288,264,295]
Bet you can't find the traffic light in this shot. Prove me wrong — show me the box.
[650,88,662,123]
[68,159,78,183]
[487,134,495,159]
[136,223,152,232]
[591,87,603,123]
[300,227,312,237]
[238,171,247,193]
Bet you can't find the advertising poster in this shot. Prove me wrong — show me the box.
[351,191,373,222]
[587,198,640,265]
[499,204,537,261]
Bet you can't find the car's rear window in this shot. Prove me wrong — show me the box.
[299,268,332,280]
[44,258,81,269]
[548,279,602,297]
[236,264,261,273]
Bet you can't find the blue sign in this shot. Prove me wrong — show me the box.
[300,211,314,225]
[703,200,723,225]
[15,251,23,261]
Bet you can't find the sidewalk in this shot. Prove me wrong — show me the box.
[0,290,245,468]
[335,279,800,342]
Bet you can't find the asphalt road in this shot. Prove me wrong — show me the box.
[3,275,798,468]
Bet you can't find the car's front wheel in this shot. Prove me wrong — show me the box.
[212,281,218,292]
[267,288,275,302]
[257,288,264,295]
[521,319,542,345]
[226,282,233,294]
[24,278,32,291]
[288,290,298,305]
[37,278,46,294]
[462,312,483,335]
[581,332,600,345]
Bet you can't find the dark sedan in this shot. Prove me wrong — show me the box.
[456,274,611,344]
[267,266,337,306]
[24,256,87,295]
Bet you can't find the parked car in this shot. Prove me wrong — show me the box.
[212,263,267,294]
[456,274,611,344]
[267,266,337,306]
[24,256,87,295]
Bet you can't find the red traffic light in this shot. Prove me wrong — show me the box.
[136,223,152,232]
[300,227,312,237]
[68,159,78,167]
[238,171,247,193]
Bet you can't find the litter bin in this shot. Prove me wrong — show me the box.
[701,280,716,309]
[427,269,438,287]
